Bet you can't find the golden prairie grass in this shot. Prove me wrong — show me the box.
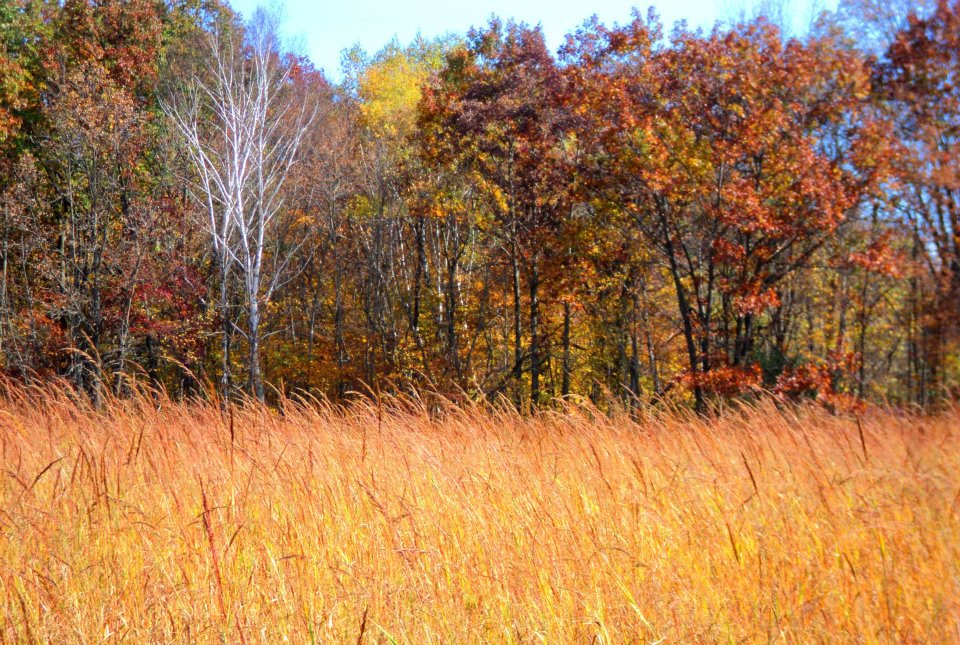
[0,385,958,643]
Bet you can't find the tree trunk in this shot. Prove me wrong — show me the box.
[638,283,662,397]
[219,259,232,404]
[529,263,540,405]
[334,259,347,399]
[629,328,641,408]
[511,248,522,403]
[247,296,264,401]
[561,301,571,398]
[446,254,461,381]
[662,218,705,413]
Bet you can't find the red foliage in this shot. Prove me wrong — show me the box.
[685,363,763,398]
[775,352,865,412]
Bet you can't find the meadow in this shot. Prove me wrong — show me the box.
[0,385,957,643]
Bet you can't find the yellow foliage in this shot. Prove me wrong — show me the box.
[358,51,429,140]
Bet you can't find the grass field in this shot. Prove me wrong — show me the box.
[0,386,957,643]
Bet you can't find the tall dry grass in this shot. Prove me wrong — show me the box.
[0,385,957,643]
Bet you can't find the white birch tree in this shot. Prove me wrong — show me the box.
[164,6,314,400]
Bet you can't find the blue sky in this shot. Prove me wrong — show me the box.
[228,0,835,80]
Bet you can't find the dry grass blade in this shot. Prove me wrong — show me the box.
[0,386,956,643]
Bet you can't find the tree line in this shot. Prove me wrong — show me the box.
[0,0,956,411]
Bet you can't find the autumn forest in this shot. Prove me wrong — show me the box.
[4,1,960,641]
[0,0,958,412]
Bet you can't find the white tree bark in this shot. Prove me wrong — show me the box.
[163,7,315,401]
